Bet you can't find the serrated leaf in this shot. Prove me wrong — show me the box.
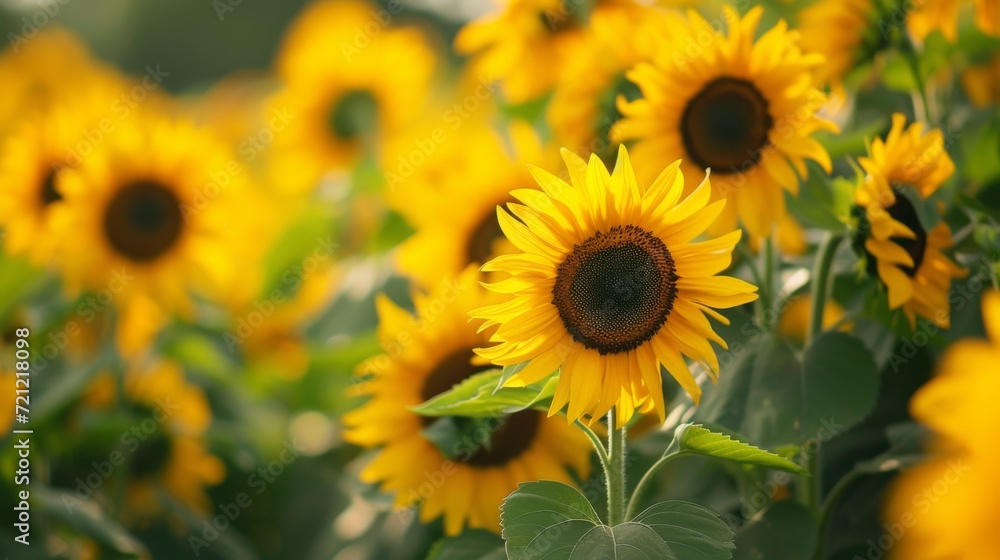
[677,424,806,475]
[427,529,506,560]
[631,501,735,560]
[412,369,558,417]
[569,523,677,560]
[501,481,602,560]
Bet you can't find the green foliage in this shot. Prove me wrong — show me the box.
[412,368,557,418]
[502,481,734,560]
[733,501,817,560]
[674,424,807,475]
[427,530,506,560]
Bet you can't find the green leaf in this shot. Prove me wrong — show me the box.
[421,416,501,461]
[676,424,806,475]
[853,422,927,475]
[502,480,603,560]
[37,488,148,559]
[696,332,879,449]
[497,361,529,389]
[631,501,736,560]
[412,369,558,418]
[427,530,506,560]
[569,523,677,559]
[733,501,816,560]
[260,206,337,297]
[0,253,45,320]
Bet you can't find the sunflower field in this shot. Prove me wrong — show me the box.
[0,0,998,558]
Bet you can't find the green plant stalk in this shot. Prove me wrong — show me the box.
[625,450,688,521]
[814,470,862,560]
[575,419,612,475]
[606,407,626,526]
[759,237,776,328]
[807,232,844,345]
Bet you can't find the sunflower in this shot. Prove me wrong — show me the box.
[907,0,999,40]
[456,0,647,104]
[343,266,592,535]
[612,6,837,239]
[84,361,225,520]
[546,3,666,161]
[0,27,119,133]
[884,291,1000,559]
[797,0,878,89]
[393,122,551,288]
[854,114,967,328]
[271,0,436,184]
[472,146,758,427]
[0,85,123,265]
[49,111,244,343]
[961,53,1000,107]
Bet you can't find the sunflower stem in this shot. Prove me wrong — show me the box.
[575,419,612,474]
[759,236,776,329]
[807,232,844,345]
[606,407,626,526]
[625,450,689,521]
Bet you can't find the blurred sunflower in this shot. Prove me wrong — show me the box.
[908,0,999,40]
[0,86,121,265]
[473,147,758,427]
[613,6,837,239]
[344,267,592,535]
[961,53,1000,107]
[0,27,118,133]
[777,295,850,344]
[393,122,549,288]
[546,3,666,161]
[797,0,877,89]
[456,0,647,104]
[884,291,1000,559]
[854,114,967,327]
[0,370,15,435]
[84,361,224,520]
[272,0,436,183]
[49,112,244,350]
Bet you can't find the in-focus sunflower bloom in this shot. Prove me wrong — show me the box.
[854,114,967,327]
[456,0,647,104]
[49,112,245,352]
[393,122,552,288]
[344,267,591,535]
[547,3,667,161]
[84,361,225,520]
[473,146,758,427]
[613,6,837,239]
[907,0,999,40]
[797,0,877,89]
[272,0,436,184]
[884,291,1000,559]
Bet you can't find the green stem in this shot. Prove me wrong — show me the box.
[624,450,688,521]
[900,37,932,124]
[813,471,861,560]
[807,232,844,346]
[606,407,626,526]
[759,236,776,329]
[575,419,611,475]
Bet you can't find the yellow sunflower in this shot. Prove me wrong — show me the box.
[49,111,245,347]
[961,53,1000,107]
[456,0,647,104]
[84,361,225,520]
[0,27,119,133]
[343,266,592,536]
[612,6,837,239]
[392,122,551,288]
[546,3,667,161]
[884,291,1000,559]
[271,0,436,184]
[908,0,999,40]
[0,84,123,265]
[473,146,758,427]
[797,0,877,88]
[854,114,967,328]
